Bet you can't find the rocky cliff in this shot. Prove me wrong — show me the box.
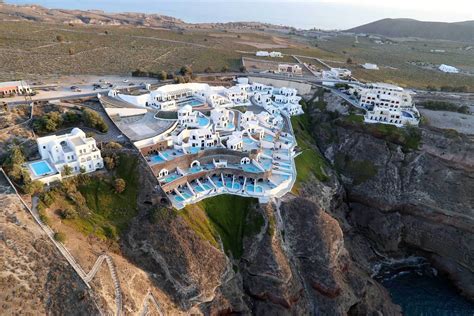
[311,105,474,301]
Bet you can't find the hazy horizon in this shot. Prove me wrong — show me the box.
[5,0,474,29]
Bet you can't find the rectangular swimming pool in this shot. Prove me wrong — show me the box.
[30,161,53,177]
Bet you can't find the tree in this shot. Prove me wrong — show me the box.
[10,146,25,165]
[114,178,126,193]
[62,164,72,176]
[179,65,193,76]
[157,70,167,80]
[105,142,122,149]
[103,156,115,170]
[80,166,86,174]
[204,66,213,73]
[56,35,65,42]
[239,65,247,73]
[346,57,353,64]
[83,109,108,133]
[221,65,229,72]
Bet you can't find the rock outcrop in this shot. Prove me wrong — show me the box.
[315,118,474,300]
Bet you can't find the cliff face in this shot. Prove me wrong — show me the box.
[315,119,474,300]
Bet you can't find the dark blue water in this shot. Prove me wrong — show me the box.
[376,258,474,316]
[5,0,470,30]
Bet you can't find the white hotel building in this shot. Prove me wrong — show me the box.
[356,83,419,127]
[26,128,104,184]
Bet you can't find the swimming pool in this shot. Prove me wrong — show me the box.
[202,183,212,190]
[401,111,413,118]
[162,174,180,183]
[198,116,210,127]
[182,99,204,107]
[263,135,274,142]
[30,161,53,177]
[242,137,254,144]
[243,164,261,173]
[188,166,202,174]
[150,154,165,164]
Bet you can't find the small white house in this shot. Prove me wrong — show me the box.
[256,51,270,57]
[27,128,104,184]
[325,68,352,79]
[278,64,303,75]
[226,132,243,151]
[188,128,219,149]
[439,64,459,73]
[269,51,283,58]
[362,63,379,70]
[210,108,233,130]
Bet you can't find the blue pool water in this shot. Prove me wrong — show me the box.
[216,181,224,188]
[246,184,255,192]
[263,135,274,142]
[255,186,263,193]
[182,99,204,107]
[181,192,192,199]
[243,137,254,144]
[30,161,53,176]
[198,116,209,127]
[188,166,202,173]
[203,184,212,190]
[243,164,261,173]
[228,122,235,129]
[188,147,200,154]
[162,174,180,183]
[195,186,205,193]
[175,196,184,202]
[150,154,165,164]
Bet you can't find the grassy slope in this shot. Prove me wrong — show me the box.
[291,94,329,191]
[182,194,262,259]
[75,154,139,239]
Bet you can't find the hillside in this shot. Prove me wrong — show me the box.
[0,3,184,27]
[348,18,474,42]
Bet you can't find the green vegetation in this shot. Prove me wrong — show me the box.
[33,108,108,134]
[38,153,138,241]
[75,154,138,239]
[53,231,66,243]
[2,145,44,194]
[420,100,470,114]
[182,195,261,258]
[338,116,421,151]
[291,95,329,190]
[335,154,378,185]
[156,111,178,119]
[114,178,126,193]
[82,109,108,133]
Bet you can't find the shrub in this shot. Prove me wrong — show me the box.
[114,178,126,193]
[56,35,65,42]
[179,65,193,76]
[24,181,44,195]
[62,164,72,176]
[54,232,66,243]
[59,207,77,220]
[221,65,229,72]
[105,142,122,149]
[104,156,115,170]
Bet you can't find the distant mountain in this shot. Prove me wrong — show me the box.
[347,18,474,42]
[0,3,184,28]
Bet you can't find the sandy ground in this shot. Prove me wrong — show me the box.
[420,109,474,135]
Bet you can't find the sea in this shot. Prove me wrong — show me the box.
[4,0,471,30]
[375,257,474,315]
